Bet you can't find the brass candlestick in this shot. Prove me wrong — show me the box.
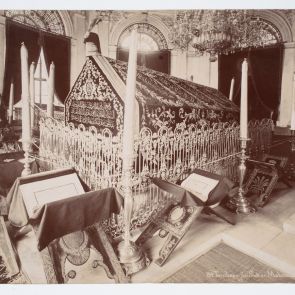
[20,140,32,176]
[227,138,256,214]
[117,167,148,276]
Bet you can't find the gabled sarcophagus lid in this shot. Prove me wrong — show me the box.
[65,53,239,135]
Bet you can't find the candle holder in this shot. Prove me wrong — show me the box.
[117,168,148,276]
[227,138,256,214]
[20,140,33,176]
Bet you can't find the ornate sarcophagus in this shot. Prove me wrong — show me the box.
[65,55,239,135]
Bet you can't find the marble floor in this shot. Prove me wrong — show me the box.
[15,181,295,283]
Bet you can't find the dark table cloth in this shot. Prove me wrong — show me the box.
[6,168,88,227]
[5,167,124,251]
[31,188,123,251]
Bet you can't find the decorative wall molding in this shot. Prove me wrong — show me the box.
[253,10,293,42]
[277,10,295,27]
[4,10,74,37]
[58,11,74,37]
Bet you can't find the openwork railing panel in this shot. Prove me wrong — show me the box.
[134,122,241,185]
[39,118,122,190]
[38,117,273,237]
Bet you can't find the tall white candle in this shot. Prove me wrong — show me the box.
[20,43,31,144]
[122,29,138,171]
[240,59,248,139]
[30,62,35,129]
[8,82,14,124]
[291,72,295,130]
[229,77,235,101]
[47,62,55,118]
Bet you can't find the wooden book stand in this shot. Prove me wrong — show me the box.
[245,154,290,207]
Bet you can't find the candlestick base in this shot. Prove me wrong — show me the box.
[226,194,256,214]
[226,137,256,214]
[117,240,149,276]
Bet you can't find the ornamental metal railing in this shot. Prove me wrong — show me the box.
[38,117,273,237]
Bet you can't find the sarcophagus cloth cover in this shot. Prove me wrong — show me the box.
[65,55,239,135]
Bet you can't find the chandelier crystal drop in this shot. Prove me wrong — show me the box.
[169,10,282,62]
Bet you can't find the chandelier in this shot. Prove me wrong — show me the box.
[169,10,281,62]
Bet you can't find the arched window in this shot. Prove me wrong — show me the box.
[231,17,283,50]
[120,33,159,52]
[3,10,70,108]
[4,10,65,35]
[118,23,168,51]
[117,23,170,74]
[254,18,282,45]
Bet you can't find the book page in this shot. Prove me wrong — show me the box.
[20,173,85,218]
[181,173,219,202]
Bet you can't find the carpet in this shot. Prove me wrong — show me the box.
[163,243,295,283]
[0,255,28,284]
[0,216,29,284]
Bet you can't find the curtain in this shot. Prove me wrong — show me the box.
[42,32,71,102]
[2,20,40,109]
[2,20,70,110]
[218,46,283,121]
[117,48,170,74]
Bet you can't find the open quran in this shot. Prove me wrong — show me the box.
[181,173,219,202]
[20,172,85,218]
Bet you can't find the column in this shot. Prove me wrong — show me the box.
[47,62,55,117]
[108,45,117,59]
[170,49,187,80]
[70,12,86,87]
[70,38,78,87]
[95,17,110,57]
[187,52,219,88]
[209,56,219,89]
[277,42,295,127]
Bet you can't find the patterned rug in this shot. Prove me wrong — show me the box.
[163,243,295,283]
[0,255,28,284]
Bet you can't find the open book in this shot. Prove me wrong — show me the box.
[20,173,85,218]
[181,173,219,203]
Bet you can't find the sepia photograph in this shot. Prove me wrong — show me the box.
[0,1,295,290]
